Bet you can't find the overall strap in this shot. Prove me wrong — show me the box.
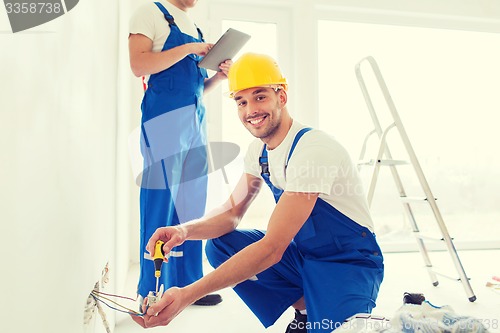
[259,127,312,202]
[259,146,280,202]
[286,127,312,169]
[195,24,204,42]
[154,2,176,27]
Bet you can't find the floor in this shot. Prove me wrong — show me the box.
[114,249,500,333]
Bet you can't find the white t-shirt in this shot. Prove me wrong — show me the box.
[244,120,374,231]
[129,1,199,53]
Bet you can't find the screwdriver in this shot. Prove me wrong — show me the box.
[153,240,166,294]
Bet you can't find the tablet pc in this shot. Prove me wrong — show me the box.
[198,28,251,71]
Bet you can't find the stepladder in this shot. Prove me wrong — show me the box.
[355,56,476,302]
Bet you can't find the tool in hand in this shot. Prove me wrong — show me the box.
[143,240,167,314]
[153,240,166,294]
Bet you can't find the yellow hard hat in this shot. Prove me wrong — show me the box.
[228,53,287,98]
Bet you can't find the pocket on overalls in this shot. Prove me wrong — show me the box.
[294,212,343,258]
[148,76,174,94]
[352,231,384,270]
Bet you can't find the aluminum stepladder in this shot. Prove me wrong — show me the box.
[355,56,476,302]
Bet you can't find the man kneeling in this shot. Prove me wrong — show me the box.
[131,53,384,333]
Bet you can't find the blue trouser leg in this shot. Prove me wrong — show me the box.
[206,228,384,333]
[138,159,177,296]
[165,135,207,288]
[136,0,208,299]
[206,229,304,328]
[301,255,383,332]
[138,145,206,296]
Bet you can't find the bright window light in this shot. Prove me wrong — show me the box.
[318,20,500,246]
[220,20,278,150]
[207,20,279,228]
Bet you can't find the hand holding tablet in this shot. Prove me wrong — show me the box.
[198,28,251,71]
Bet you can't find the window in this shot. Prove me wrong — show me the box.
[205,4,292,228]
[219,20,278,151]
[318,20,500,249]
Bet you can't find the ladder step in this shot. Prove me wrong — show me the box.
[358,159,409,166]
[414,233,453,242]
[426,267,469,282]
[400,196,437,203]
[356,56,476,302]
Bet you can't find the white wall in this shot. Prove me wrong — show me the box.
[0,1,138,332]
[0,1,499,333]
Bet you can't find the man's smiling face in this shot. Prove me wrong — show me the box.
[234,87,285,141]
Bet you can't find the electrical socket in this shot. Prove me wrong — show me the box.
[83,289,97,326]
[83,263,111,332]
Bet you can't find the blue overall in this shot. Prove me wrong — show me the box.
[206,129,384,332]
[137,2,209,298]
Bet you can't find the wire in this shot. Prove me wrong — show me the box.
[91,292,144,316]
[91,294,143,317]
[92,290,137,302]
[92,292,141,314]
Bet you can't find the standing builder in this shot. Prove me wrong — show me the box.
[128,0,230,306]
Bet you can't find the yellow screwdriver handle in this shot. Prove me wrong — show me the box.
[153,240,165,260]
[153,240,165,278]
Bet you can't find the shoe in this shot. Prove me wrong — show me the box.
[285,309,307,333]
[403,292,425,305]
[193,293,223,306]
